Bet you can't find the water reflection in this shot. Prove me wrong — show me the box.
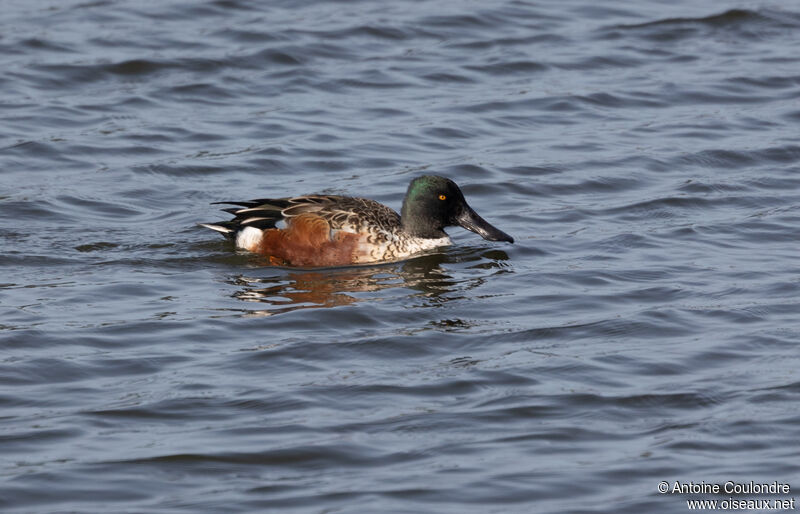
[225,248,510,316]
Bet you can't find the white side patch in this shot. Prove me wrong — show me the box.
[236,226,264,252]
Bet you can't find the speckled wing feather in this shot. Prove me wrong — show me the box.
[283,196,401,237]
[211,195,402,240]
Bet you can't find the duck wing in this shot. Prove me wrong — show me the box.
[203,195,401,236]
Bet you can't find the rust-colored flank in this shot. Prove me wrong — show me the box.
[257,213,361,267]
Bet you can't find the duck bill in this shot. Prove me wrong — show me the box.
[456,205,514,243]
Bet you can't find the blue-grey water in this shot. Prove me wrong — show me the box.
[2,0,800,512]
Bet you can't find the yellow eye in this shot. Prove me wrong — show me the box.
[439,194,447,201]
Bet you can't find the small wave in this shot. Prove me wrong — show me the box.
[619,8,762,30]
[602,8,800,42]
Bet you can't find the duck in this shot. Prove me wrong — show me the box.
[200,175,513,267]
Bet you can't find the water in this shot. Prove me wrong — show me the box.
[2,0,800,512]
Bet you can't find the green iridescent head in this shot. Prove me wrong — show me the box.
[400,175,514,243]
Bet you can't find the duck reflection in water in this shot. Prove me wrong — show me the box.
[227,248,511,317]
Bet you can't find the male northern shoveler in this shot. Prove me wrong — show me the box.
[200,175,513,267]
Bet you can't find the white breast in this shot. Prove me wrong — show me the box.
[355,235,452,263]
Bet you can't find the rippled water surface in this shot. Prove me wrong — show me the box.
[2,0,800,512]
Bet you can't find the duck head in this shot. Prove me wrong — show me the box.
[400,175,514,243]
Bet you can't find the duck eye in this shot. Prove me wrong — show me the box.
[439,194,447,201]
